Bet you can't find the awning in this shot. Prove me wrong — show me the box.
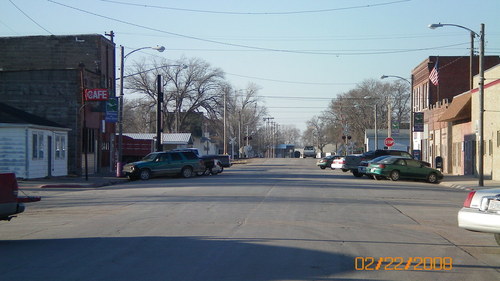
[438,92,471,122]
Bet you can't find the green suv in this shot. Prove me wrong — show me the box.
[123,151,205,180]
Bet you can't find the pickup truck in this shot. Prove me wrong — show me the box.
[1,173,40,221]
[303,146,316,158]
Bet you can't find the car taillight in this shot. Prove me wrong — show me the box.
[463,191,476,208]
[340,160,345,164]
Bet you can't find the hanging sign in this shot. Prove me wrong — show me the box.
[85,89,109,101]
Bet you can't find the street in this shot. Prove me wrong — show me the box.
[1,158,499,281]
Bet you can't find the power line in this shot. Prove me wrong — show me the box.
[99,0,411,15]
[226,73,356,86]
[9,0,53,35]
[47,0,466,56]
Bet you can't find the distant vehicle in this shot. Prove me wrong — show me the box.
[458,188,500,246]
[1,173,40,222]
[200,155,231,175]
[303,146,316,158]
[366,156,443,183]
[316,155,339,169]
[345,150,413,177]
[330,157,349,172]
[201,154,232,168]
[123,150,205,180]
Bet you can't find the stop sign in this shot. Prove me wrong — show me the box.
[384,137,395,147]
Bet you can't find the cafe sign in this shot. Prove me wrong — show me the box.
[85,89,109,101]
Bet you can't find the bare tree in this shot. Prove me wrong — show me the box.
[123,57,226,135]
[321,78,410,152]
[279,124,301,146]
[302,116,330,154]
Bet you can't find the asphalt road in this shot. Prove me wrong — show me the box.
[1,158,499,281]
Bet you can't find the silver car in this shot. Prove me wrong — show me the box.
[458,188,500,245]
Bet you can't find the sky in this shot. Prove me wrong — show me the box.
[1,0,499,132]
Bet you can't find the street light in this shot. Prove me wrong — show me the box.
[381,75,413,154]
[428,23,485,186]
[429,23,476,89]
[117,45,165,177]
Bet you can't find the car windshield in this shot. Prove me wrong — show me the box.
[141,153,158,162]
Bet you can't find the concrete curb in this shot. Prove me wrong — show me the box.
[39,179,127,189]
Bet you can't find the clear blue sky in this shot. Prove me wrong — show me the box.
[2,0,499,131]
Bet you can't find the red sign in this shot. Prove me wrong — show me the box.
[384,137,395,147]
[85,89,109,101]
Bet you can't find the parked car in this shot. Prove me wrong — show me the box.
[202,154,232,168]
[123,150,205,180]
[330,156,349,172]
[303,146,316,158]
[345,150,413,177]
[366,156,443,183]
[358,154,412,177]
[458,188,500,246]
[1,173,40,222]
[200,155,225,175]
[316,155,340,169]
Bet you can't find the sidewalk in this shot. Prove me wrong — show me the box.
[439,174,500,191]
[18,172,129,189]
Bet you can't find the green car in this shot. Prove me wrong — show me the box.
[123,150,205,180]
[366,156,443,183]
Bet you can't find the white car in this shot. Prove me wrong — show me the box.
[458,188,500,245]
[330,157,349,172]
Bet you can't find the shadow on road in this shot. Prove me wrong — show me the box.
[0,236,355,281]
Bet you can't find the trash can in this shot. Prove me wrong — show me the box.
[435,156,443,170]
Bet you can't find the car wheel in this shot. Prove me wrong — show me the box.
[427,172,439,184]
[320,166,326,169]
[495,233,500,246]
[390,170,400,181]
[352,170,363,178]
[139,169,151,180]
[181,166,193,178]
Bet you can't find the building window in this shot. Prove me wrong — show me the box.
[32,132,44,160]
[55,135,66,160]
[489,140,493,156]
[497,130,500,147]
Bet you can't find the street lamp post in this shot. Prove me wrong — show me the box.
[116,45,165,177]
[428,23,485,186]
[381,75,413,154]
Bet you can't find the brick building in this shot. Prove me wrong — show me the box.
[411,55,500,173]
[0,34,116,175]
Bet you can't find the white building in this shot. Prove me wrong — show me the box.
[0,103,70,179]
[364,129,410,152]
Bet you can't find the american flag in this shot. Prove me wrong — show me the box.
[429,60,439,86]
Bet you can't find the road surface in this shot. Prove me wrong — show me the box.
[1,158,499,280]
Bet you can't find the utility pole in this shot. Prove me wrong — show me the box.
[156,75,163,152]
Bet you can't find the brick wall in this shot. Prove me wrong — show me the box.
[0,35,116,175]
